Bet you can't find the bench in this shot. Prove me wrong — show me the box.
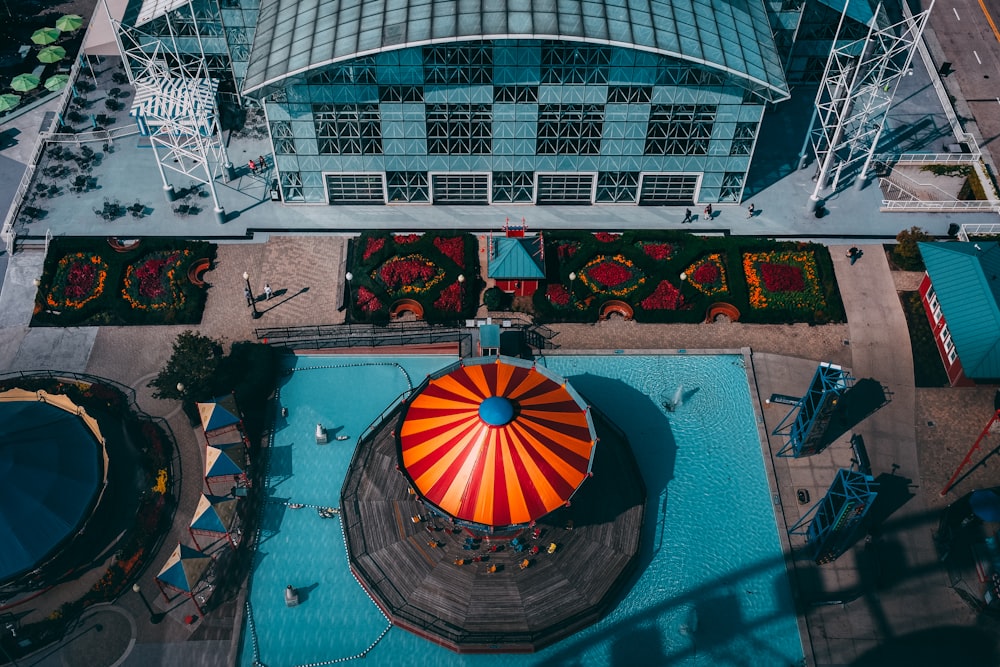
[187,258,211,286]
[389,298,424,320]
[598,300,634,321]
[705,302,740,323]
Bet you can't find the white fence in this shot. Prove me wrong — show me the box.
[958,224,1000,240]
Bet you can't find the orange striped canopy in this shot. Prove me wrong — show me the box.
[399,358,596,528]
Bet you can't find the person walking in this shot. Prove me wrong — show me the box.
[747,203,755,219]
[258,155,267,172]
[264,283,273,300]
[248,159,257,175]
[682,208,692,223]
[244,285,253,306]
[703,203,713,219]
[847,247,863,265]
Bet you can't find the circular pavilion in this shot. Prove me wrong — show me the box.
[0,388,108,588]
[341,356,645,653]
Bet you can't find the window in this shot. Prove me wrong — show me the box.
[270,121,295,155]
[378,85,423,103]
[719,172,745,202]
[928,291,942,322]
[730,122,757,156]
[494,86,538,104]
[656,62,724,87]
[281,171,303,202]
[307,58,376,85]
[638,174,699,205]
[325,174,384,203]
[541,42,610,84]
[423,43,492,85]
[595,172,639,203]
[386,171,428,203]
[492,171,534,203]
[948,347,958,364]
[313,104,382,155]
[426,104,492,155]
[645,105,716,156]
[607,86,651,104]
[536,174,595,204]
[431,174,489,204]
[537,104,604,155]
[943,335,955,353]
[939,324,950,343]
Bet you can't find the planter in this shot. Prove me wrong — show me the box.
[705,302,740,323]
[389,298,424,320]
[187,258,211,286]
[107,237,141,253]
[599,300,634,321]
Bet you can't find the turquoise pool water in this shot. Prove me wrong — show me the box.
[241,353,803,667]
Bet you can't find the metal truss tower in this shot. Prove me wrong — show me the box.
[775,362,853,458]
[107,0,232,223]
[789,468,878,564]
[805,1,934,212]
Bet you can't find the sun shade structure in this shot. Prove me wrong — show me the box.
[205,444,245,480]
[189,494,239,549]
[0,389,108,584]
[55,14,84,32]
[155,543,211,612]
[398,356,597,529]
[0,94,20,112]
[197,395,241,433]
[10,74,40,92]
[37,46,66,63]
[44,75,69,92]
[30,28,61,45]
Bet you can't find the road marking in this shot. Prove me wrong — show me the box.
[954,7,961,19]
[975,50,983,64]
[978,0,1000,43]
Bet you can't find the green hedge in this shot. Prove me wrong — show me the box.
[349,231,481,323]
[532,232,845,325]
[32,237,214,327]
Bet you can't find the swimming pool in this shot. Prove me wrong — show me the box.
[241,353,803,667]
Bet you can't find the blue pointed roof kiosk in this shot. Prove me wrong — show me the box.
[189,494,239,550]
[154,543,212,613]
[197,395,241,434]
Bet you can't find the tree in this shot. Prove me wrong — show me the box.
[149,330,223,401]
[893,226,933,270]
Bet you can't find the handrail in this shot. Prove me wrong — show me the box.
[958,224,1000,241]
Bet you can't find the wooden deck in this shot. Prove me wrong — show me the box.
[340,403,645,653]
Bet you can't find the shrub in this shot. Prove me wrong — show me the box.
[893,226,932,271]
[148,330,223,402]
[484,286,511,311]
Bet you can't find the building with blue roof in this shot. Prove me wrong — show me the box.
[117,0,876,211]
[488,232,545,296]
[918,241,1000,386]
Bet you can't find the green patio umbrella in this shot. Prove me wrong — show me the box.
[10,74,40,92]
[0,94,21,112]
[44,74,69,92]
[30,28,61,45]
[55,14,83,32]
[37,46,66,64]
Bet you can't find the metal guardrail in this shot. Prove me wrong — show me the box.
[958,224,1000,240]
[257,322,474,356]
[880,198,998,212]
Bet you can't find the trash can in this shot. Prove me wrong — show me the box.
[269,179,281,201]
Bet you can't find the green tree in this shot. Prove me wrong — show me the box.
[149,330,223,401]
[893,226,933,270]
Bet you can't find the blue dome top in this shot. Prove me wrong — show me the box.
[478,396,515,426]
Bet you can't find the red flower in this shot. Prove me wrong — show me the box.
[434,282,463,312]
[433,236,465,268]
[356,286,383,313]
[640,280,683,310]
[556,243,578,259]
[760,263,804,292]
[693,263,720,285]
[394,234,421,244]
[378,258,436,290]
[135,255,173,299]
[642,243,673,261]
[587,261,631,288]
[64,261,96,299]
[362,236,386,261]
[593,232,620,243]
[546,284,570,306]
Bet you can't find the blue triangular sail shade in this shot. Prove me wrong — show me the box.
[190,494,238,533]
[156,543,211,592]
[205,446,245,478]
[197,395,241,432]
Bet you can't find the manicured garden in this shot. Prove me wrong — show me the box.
[532,231,844,324]
[348,232,480,323]
[900,291,949,387]
[32,238,215,326]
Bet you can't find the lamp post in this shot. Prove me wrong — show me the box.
[176,382,185,399]
[243,272,261,319]
[457,274,465,313]
[344,272,353,332]
[568,271,576,304]
[680,272,687,282]
[132,583,164,624]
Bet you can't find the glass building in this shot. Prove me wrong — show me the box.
[117,0,872,210]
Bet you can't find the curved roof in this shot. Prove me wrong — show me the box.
[244,0,788,99]
[0,391,106,583]
[398,356,596,528]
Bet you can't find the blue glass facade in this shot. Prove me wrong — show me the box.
[265,41,766,205]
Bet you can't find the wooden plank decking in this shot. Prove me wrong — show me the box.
[341,406,645,652]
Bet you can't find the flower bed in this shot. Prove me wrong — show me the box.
[45,252,108,311]
[433,282,463,312]
[743,250,826,311]
[579,254,645,297]
[33,239,212,326]
[362,236,386,261]
[638,241,676,261]
[640,280,683,310]
[374,254,445,295]
[356,286,383,313]
[685,253,729,297]
[122,249,193,311]
[433,236,466,268]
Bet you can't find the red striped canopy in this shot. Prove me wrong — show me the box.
[399,358,596,528]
